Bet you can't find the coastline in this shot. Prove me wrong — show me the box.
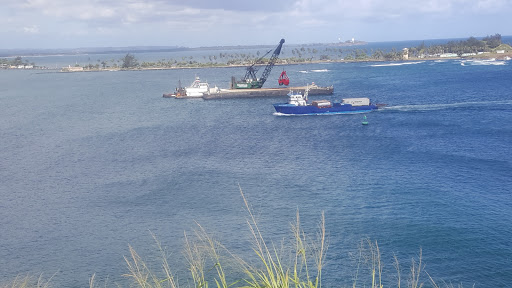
[58,52,511,72]
[3,50,510,73]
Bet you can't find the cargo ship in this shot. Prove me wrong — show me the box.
[273,87,379,115]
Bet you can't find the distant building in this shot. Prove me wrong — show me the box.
[61,65,84,72]
[497,50,505,54]
[402,48,409,60]
[440,53,458,58]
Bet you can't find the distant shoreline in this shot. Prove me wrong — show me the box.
[56,52,512,73]
[0,42,369,58]
[3,49,510,72]
[3,35,511,71]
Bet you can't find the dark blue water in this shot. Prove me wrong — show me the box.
[1,59,511,287]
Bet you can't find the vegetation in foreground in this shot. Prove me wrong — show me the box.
[2,189,469,288]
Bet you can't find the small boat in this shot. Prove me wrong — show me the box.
[273,85,379,115]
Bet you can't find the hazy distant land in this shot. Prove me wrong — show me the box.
[1,35,511,71]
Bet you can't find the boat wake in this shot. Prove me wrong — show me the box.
[370,61,424,67]
[273,111,369,116]
[298,69,329,73]
[382,100,512,112]
[273,112,327,116]
[274,112,307,116]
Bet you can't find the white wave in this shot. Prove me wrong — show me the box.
[370,61,424,67]
[298,69,329,73]
[382,100,512,112]
[460,58,507,66]
[476,61,506,65]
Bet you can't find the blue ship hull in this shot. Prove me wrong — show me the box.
[273,102,378,115]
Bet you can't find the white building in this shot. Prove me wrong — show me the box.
[61,65,84,72]
[440,53,458,58]
[402,48,409,60]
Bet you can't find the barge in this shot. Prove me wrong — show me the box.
[202,84,333,100]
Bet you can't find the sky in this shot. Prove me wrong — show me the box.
[1,0,511,49]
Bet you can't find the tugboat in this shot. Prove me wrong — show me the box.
[163,80,186,98]
[273,85,379,115]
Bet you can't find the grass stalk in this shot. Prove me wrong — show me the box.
[184,231,207,288]
[393,254,401,288]
[409,248,423,288]
[238,185,326,288]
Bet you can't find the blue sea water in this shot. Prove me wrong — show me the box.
[1,58,511,287]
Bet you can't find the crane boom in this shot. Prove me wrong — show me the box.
[259,39,284,86]
[232,39,285,89]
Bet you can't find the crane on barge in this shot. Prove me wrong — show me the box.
[232,38,285,89]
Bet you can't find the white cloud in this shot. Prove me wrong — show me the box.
[2,0,511,48]
[23,25,39,34]
[474,0,509,12]
[289,0,510,21]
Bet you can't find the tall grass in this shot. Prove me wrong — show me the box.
[122,186,327,288]
[3,188,463,288]
[123,233,179,288]
[0,273,54,288]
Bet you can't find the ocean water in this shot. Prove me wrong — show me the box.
[1,58,511,287]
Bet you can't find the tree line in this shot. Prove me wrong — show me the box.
[0,56,36,67]
[67,34,509,70]
[407,34,503,57]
